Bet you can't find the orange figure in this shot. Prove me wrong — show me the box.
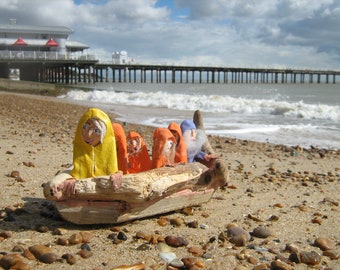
[168,122,188,164]
[126,131,152,174]
[152,127,177,169]
[112,123,128,174]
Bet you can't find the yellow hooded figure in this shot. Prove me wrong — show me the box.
[71,108,118,179]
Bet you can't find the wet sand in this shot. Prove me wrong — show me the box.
[0,91,339,269]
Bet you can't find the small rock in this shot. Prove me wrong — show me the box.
[165,235,188,247]
[76,249,93,259]
[188,246,204,257]
[62,253,77,265]
[252,226,271,238]
[271,259,291,270]
[170,218,183,227]
[29,244,53,259]
[39,252,58,264]
[323,249,340,260]
[159,252,177,263]
[314,237,336,251]
[186,220,198,228]
[117,231,127,241]
[0,254,22,269]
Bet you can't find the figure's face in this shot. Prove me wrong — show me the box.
[127,137,142,155]
[190,128,197,140]
[82,119,102,146]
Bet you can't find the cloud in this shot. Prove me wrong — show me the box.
[0,0,339,69]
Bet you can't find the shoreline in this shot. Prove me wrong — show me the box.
[0,90,339,269]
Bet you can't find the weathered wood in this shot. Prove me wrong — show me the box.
[55,188,215,224]
[44,163,214,203]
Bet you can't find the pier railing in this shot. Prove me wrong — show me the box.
[0,50,96,61]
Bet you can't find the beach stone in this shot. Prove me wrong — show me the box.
[170,217,184,227]
[165,235,188,247]
[295,251,322,265]
[323,248,340,259]
[68,233,83,244]
[253,263,270,270]
[29,244,53,259]
[56,237,68,246]
[22,249,35,260]
[226,224,250,246]
[186,220,198,228]
[77,249,93,258]
[52,228,68,235]
[39,252,58,264]
[314,237,336,251]
[117,231,127,241]
[285,243,299,253]
[11,260,30,270]
[169,258,184,268]
[0,230,12,239]
[188,246,204,257]
[0,254,22,269]
[159,251,177,263]
[80,243,91,251]
[79,231,93,243]
[62,253,77,265]
[271,259,292,270]
[252,226,271,238]
[157,242,172,253]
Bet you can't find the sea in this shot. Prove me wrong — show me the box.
[58,82,340,150]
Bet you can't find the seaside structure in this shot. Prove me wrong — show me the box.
[0,20,97,82]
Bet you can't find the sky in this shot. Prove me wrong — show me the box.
[0,0,340,69]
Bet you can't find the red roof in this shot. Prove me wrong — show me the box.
[13,37,27,46]
[45,38,58,47]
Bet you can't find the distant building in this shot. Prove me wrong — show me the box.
[0,19,89,54]
[0,20,97,82]
[112,50,134,64]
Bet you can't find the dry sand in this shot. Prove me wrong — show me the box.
[0,91,339,270]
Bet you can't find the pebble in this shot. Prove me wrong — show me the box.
[52,228,68,235]
[270,259,292,270]
[170,217,184,227]
[39,252,58,264]
[186,220,198,228]
[165,236,188,247]
[29,244,53,259]
[77,249,93,258]
[0,254,22,269]
[226,224,251,246]
[188,246,204,257]
[169,258,184,268]
[323,248,340,259]
[80,243,91,251]
[252,226,271,238]
[117,231,128,241]
[136,243,152,251]
[314,237,336,251]
[159,251,177,263]
[62,253,77,265]
[290,250,322,265]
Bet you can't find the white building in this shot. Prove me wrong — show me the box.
[112,50,133,64]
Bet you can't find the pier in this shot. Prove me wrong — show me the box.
[1,52,339,84]
[94,64,340,84]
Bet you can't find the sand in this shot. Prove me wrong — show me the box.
[0,91,339,270]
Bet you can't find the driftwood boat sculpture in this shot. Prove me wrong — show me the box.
[43,111,228,225]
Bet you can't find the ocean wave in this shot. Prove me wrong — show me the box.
[60,89,339,122]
